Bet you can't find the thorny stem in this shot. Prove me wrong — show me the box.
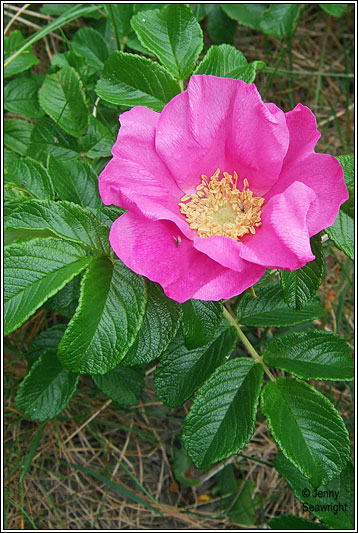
[222,306,276,382]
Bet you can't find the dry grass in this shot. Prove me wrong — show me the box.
[2,359,289,529]
[5,357,354,529]
[4,3,354,530]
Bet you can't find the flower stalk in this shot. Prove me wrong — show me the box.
[223,305,276,382]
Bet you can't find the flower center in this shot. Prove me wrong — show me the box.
[179,169,264,240]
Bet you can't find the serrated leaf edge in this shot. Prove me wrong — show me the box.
[16,349,79,421]
[261,377,351,486]
[183,359,264,469]
[4,238,92,335]
[262,330,354,381]
[131,4,204,80]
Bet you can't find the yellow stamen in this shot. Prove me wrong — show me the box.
[178,169,264,241]
[181,194,190,202]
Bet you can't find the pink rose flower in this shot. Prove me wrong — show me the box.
[99,75,348,303]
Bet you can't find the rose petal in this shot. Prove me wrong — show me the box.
[98,107,193,238]
[99,79,342,302]
[156,75,289,195]
[265,104,348,235]
[193,235,245,272]
[238,181,317,270]
[111,106,173,190]
[192,263,265,301]
[229,85,289,195]
[109,213,265,302]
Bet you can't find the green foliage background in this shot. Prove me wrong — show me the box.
[4,3,354,530]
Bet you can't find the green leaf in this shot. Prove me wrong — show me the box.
[5,157,54,200]
[26,117,79,162]
[40,4,77,15]
[5,5,103,71]
[319,4,348,17]
[182,358,264,469]
[236,283,325,327]
[26,324,67,368]
[4,198,31,220]
[122,282,182,366]
[58,256,147,374]
[261,377,351,487]
[220,4,268,31]
[194,44,265,82]
[4,228,54,247]
[190,4,207,21]
[4,238,92,336]
[262,330,354,381]
[38,66,88,137]
[338,154,354,189]
[154,320,238,407]
[259,4,301,39]
[96,51,181,112]
[16,349,79,421]
[104,4,134,38]
[281,234,324,310]
[72,27,109,70]
[268,514,325,530]
[19,421,48,482]
[4,30,39,78]
[125,35,152,56]
[214,466,263,526]
[181,300,223,349]
[4,199,111,255]
[4,148,20,167]
[325,209,354,261]
[131,4,203,80]
[80,115,115,159]
[206,5,237,45]
[44,275,80,316]
[4,78,44,119]
[50,49,96,81]
[229,479,263,526]
[88,205,126,228]
[133,4,169,14]
[4,119,33,156]
[92,365,145,406]
[47,155,102,208]
[91,157,112,176]
[172,443,200,487]
[274,452,354,530]
[338,154,354,219]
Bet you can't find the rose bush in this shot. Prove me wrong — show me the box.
[99,75,348,302]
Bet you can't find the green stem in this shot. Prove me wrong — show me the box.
[120,36,127,52]
[178,79,184,92]
[223,306,276,381]
[108,4,121,51]
[236,452,273,468]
